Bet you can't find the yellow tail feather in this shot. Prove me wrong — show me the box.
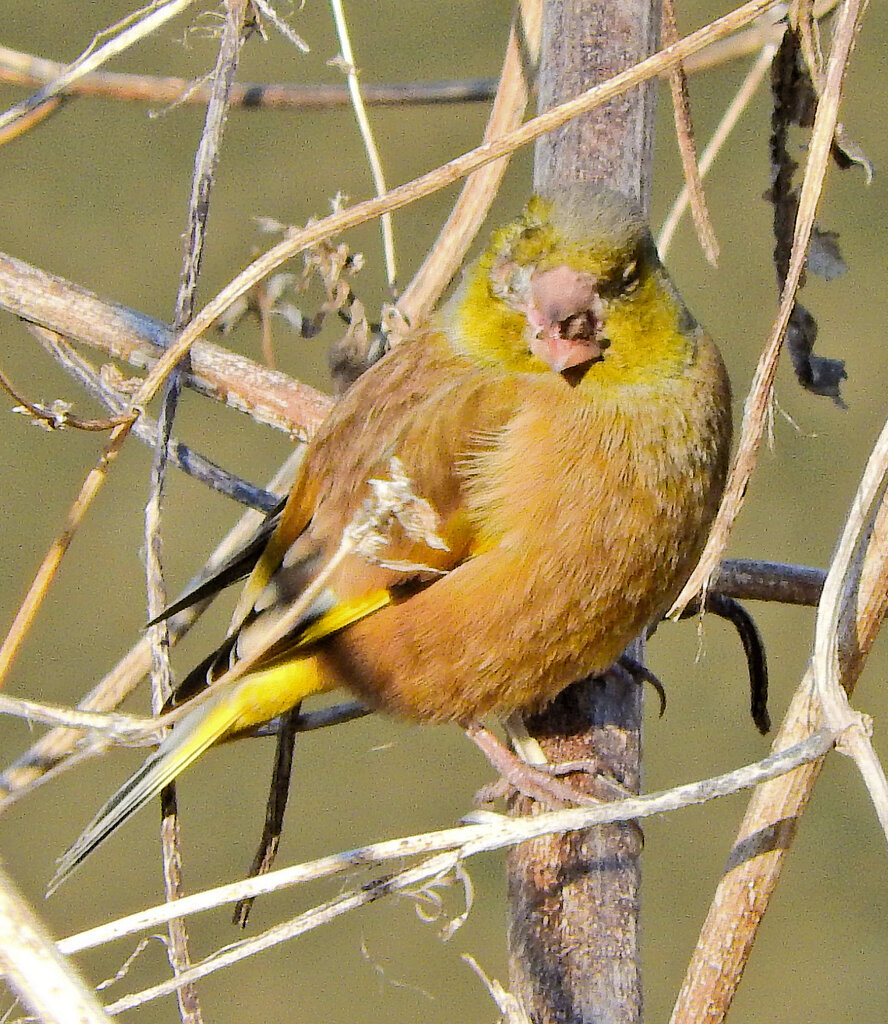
[50,654,328,893]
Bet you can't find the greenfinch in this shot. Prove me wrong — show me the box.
[53,188,731,887]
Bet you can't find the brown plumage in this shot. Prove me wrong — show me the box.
[52,188,731,888]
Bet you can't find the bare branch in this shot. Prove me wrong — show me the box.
[0,861,113,1023]
[55,731,833,971]
[670,0,870,615]
[662,0,719,264]
[0,253,334,439]
[0,6,821,120]
[29,326,277,510]
[813,412,888,834]
[0,0,199,137]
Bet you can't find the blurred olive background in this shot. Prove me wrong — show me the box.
[1,1,888,1021]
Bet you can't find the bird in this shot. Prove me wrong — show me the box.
[52,187,732,889]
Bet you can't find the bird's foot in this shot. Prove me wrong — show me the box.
[465,721,601,809]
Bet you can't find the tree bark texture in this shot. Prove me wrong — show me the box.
[533,0,661,209]
[508,2,661,1022]
[508,674,644,1024]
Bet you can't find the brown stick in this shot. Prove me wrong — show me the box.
[507,3,662,1022]
[0,252,333,439]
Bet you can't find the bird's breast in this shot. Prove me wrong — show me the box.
[319,347,730,723]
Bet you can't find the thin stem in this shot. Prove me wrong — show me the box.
[659,42,777,256]
[670,0,869,615]
[54,732,833,976]
[0,0,198,136]
[329,0,396,288]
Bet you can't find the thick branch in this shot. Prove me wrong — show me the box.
[0,251,332,439]
[509,3,662,1024]
[0,862,113,1023]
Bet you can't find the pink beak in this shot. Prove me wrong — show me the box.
[526,265,604,374]
[530,332,603,373]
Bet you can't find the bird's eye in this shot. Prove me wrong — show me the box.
[490,259,533,308]
[619,260,640,294]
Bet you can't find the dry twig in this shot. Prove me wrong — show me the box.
[0,0,199,139]
[670,0,869,615]
[50,731,833,1014]
[328,0,396,288]
[144,3,251,1019]
[661,0,719,264]
[659,41,777,256]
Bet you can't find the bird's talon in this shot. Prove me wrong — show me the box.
[539,758,600,778]
[618,655,667,716]
[473,778,515,806]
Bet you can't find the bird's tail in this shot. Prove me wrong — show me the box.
[48,694,239,895]
[49,655,328,894]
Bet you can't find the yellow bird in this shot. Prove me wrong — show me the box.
[53,188,731,888]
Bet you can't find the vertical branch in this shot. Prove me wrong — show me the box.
[532,0,660,209]
[508,3,660,1023]
[144,3,249,1022]
[508,673,644,1024]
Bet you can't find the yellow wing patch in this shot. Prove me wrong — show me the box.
[295,589,392,647]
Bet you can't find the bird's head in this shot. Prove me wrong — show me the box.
[446,189,698,388]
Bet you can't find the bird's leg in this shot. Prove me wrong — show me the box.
[469,656,669,807]
[502,709,631,799]
[465,720,601,809]
[502,657,661,771]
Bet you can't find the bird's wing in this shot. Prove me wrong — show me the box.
[146,498,286,627]
[211,329,523,685]
[50,333,522,891]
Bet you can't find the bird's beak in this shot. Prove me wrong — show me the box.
[529,331,603,374]
[526,265,606,375]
